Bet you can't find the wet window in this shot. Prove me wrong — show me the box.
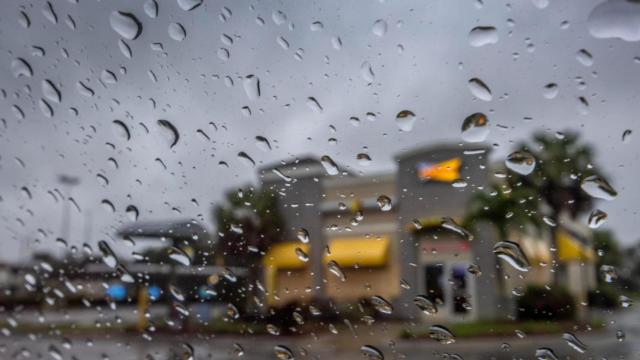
[0,0,638,359]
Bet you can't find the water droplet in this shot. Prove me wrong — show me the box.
[370,295,393,314]
[306,97,323,113]
[295,247,309,262]
[144,0,158,18]
[254,136,271,151]
[118,39,133,59]
[157,119,180,148]
[600,264,617,283]
[177,0,202,11]
[327,260,346,282]
[395,110,416,132]
[296,228,310,243]
[461,113,489,142]
[39,99,53,118]
[543,216,557,227]
[505,151,536,175]
[622,129,632,143]
[428,325,455,344]
[310,21,324,31]
[414,295,438,315]
[543,83,559,99]
[531,0,549,9]
[619,295,633,308]
[361,61,375,83]
[588,0,640,41]
[49,345,63,360]
[273,345,294,360]
[320,155,339,175]
[76,81,95,97]
[168,246,192,266]
[357,153,372,166]
[168,23,187,41]
[452,179,468,188]
[242,75,260,100]
[372,19,387,37]
[272,10,287,25]
[112,120,131,141]
[11,58,33,78]
[232,343,244,357]
[581,175,617,200]
[276,36,290,50]
[360,345,384,360]
[217,48,230,61]
[226,303,240,320]
[440,217,474,241]
[468,78,492,101]
[109,11,142,40]
[467,263,482,276]
[468,26,498,47]
[98,240,118,268]
[18,11,31,28]
[125,205,139,221]
[42,80,61,103]
[588,209,607,228]
[42,2,58,24]
[331,36,343,50]
[237,152,256,167]
[562,332,587,353]
[101,199,115,213]
[117,263,135,283]
[576,49,594,66]
[400,279,411,290]
[493,241,531,272]
[616,329,626,342]
[376,195,392,211]
[535,347,558,360]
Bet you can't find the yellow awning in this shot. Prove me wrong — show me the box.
[262,236,390,305]
[262,236,390,270]
[326,237,390,267]
[557,229,595,262]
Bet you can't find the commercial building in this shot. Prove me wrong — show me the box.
[259,144,596,322]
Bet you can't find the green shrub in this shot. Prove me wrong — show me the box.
[587,285,619,309]
[517,285,575,321]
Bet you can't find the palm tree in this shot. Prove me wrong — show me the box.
[213,187,284,315]
[469,131,609,285]
[509,131,598,221]
[466,182,542,241]
[214,187,283,266]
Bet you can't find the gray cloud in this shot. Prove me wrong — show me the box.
[0,0,639,262]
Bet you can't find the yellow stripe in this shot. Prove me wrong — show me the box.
[262,237,390,306]
[557,229,595,262]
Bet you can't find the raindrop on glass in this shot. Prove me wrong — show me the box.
[468,78,492,101]
[505,151,536,175]
[493,241,531,272]
[461,113,489,142]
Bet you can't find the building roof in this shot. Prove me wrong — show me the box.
[117,219,209,241]
[394,142,491,160]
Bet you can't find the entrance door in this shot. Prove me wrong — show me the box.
[422,262,476,320]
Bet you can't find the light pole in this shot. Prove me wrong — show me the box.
[57,175,80,243]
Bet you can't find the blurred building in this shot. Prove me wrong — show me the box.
[259,145,597,322]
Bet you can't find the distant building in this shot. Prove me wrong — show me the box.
[258,144,597,322]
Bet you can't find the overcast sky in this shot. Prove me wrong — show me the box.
[1,0,639,263]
